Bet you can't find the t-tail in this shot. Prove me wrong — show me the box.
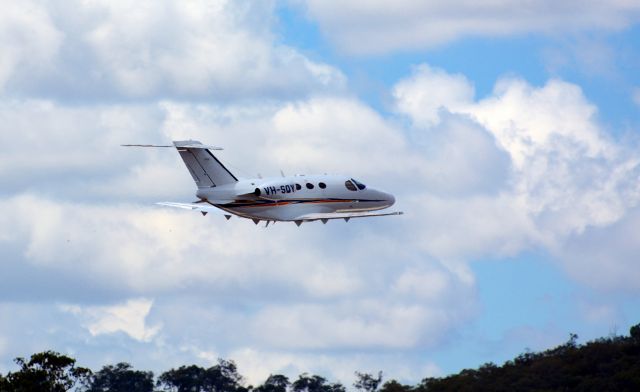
[173,140,237,188]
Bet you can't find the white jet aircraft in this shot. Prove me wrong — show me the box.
[124,140,402,226]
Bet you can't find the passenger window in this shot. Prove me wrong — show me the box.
[319,182,326,189]
[295,183,302,190]
[344,180,357,191]
[306,183,314,189]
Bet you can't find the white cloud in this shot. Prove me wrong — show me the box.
[61,298,161,342]
[0,99,179,201]
[392,269,452,302]
[394,65,640,287]
[1,54,640,383]
[0,189,475,340]
[219,348,377,386]
[470,78,609,166]
[0,0,345,100]
[269,98,411,181]
[0,1,62,91]
[298,0,640,54]
[393,64,474,127]
[251,300,461,350]
[229,348,443,386]
[4,65,639,294]
[406,114,511,197]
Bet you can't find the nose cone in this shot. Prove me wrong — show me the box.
[385,192,395,207]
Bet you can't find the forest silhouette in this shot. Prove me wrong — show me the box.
[1,323,639,391]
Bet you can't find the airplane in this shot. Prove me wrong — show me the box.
[123,140,402,226]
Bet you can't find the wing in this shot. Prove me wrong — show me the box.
[293,210,403,225]
[156,202,233,219]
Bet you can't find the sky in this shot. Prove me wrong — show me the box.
[1,0,640,387]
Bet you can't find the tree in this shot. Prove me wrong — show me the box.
[85,362,154,392]
[3,351,91,392]
[630,323,640,341]
[158,365,206,392]
[354,372,383,392]
[254,374,290,392]
[292,374,345,392]
[378,380,412,392]
[0,373,8,391]
[202,359,247,392]
[157,359,247,392]
[568,333,579,347]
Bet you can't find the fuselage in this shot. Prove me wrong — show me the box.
[195,175,395,221]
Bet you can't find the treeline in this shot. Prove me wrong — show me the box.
[1,323,639,391]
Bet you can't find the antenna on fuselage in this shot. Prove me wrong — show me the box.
[280,169,285,177]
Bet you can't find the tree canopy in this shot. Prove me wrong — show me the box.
[156,359,248,392]
[353,372,382,392]
[86,362,154,392]
[253,374,290,392]
[1,322,639,392]
[1,350,91,392]
[292,374,345,392]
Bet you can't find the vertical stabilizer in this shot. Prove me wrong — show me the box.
[174,140,237,188]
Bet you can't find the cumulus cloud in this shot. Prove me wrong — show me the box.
[61,298,161,342]
[0,100,179,200]
[1,50,639,382]
[0,89,480,380]
[297,0,640,54]
[393,65,474,127]
[0,0,345,100]
[393,64,640,286]
[0,2,62,90]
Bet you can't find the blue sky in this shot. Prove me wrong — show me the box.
[1,0,640,386]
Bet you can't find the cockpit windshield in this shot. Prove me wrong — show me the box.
[351,178,366,190]
[345,180,357,191]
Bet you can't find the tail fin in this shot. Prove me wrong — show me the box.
[173,140,237,188]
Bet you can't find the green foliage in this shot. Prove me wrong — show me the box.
[411,329,640,392]
[292,374,345,392]
[353,372,383,392]
[630,323,640,341]
[0,374,8,391]
[378,379,412,392]
[85,362,154,392]
[2,350,91,392]
[157,359,248,392]
[254,374,290,392]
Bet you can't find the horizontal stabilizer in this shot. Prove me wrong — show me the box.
[122,144,223,150]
